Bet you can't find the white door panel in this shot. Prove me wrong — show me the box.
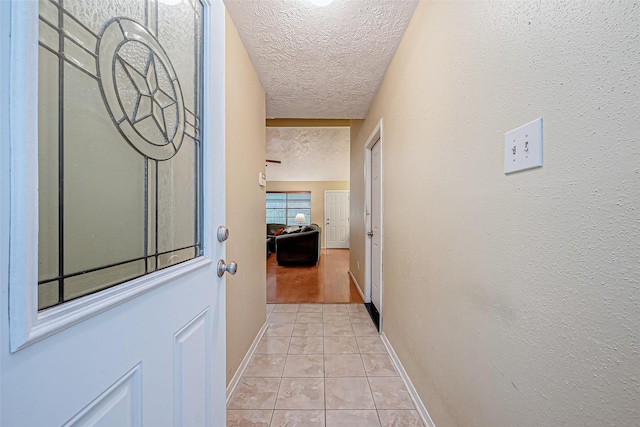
[63,364,142,427]
[1,1,227,425]
[325,191,350,249]
[371,141,382,313]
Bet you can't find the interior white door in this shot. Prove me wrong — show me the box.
[0,1,227,426]
[325,190,350,249]
[371,140,382,313]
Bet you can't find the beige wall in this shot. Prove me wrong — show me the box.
[225,10,267,386]
[266,181,350,247]
[350,2,640,426]
[348,120,365,291]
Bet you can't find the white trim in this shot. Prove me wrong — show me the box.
[324,189,350,249]
[200,0,225,268]
[363,119,383,318]
[0,0,10,421]
[226,322,268,405]
[8,0,43,353]
[201,1,227,422]
[348,270,365,301]
[22,258,212,351]
[381,332,436,427]
[8,0,222,352]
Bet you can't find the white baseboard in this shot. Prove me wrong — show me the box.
[381,332,436,427]
[226,322,268,405]
[348,270,366,302]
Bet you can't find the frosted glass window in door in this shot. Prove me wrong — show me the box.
[37,0,204,310]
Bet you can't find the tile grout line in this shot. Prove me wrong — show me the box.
[366,373,384,427]
[269,376,284,426]
[360,315,381,421]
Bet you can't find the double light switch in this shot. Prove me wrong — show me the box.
[504,118,543,174]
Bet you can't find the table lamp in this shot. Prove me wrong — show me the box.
[294,213,306,228]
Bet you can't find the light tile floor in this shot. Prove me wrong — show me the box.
[227,304,425,427]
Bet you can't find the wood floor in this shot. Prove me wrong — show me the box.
[266,249,363,304]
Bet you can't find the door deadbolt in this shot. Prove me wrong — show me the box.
[217,226,229,242]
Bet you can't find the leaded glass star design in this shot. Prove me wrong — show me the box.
[98,18,185,160]
[119,52,176,138]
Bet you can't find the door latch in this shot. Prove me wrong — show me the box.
[217,260,237,277]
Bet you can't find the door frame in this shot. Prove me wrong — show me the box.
[364,119,383,326]
[324,190,350,249]
[4,0,225,352]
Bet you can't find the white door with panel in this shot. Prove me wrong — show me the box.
[325,190,350,249]
[370,140,382,313]
[1,1,229,426]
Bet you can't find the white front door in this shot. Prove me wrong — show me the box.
[371,140,382,314]
[325,190,350,249]
[0,1,228,425]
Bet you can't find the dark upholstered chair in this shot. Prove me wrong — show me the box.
[275,224,321,266]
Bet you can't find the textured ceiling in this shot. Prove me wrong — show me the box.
[224,0,419,119]
[266,127,350,181]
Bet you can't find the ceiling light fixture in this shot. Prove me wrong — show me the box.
[308,0,336,7]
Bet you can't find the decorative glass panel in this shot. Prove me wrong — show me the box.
[38,45,59,282]
[37,0,204,309]
[38,281,60,310]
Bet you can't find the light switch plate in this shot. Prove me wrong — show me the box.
[504,118,543,174]
[258,172,266,187]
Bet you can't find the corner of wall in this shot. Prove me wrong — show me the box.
[349,120,366,292]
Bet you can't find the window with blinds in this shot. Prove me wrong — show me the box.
[266,192,311,225]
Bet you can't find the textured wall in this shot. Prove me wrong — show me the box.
[266,180,350,247]
[350,1,640,426]
[225,10,267,386]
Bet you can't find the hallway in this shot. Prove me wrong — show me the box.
[227,304,425,426]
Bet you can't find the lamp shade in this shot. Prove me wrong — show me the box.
[294,213,307,224]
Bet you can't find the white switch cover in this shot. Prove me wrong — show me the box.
[504,118,543,174]
[258,172,266,187]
